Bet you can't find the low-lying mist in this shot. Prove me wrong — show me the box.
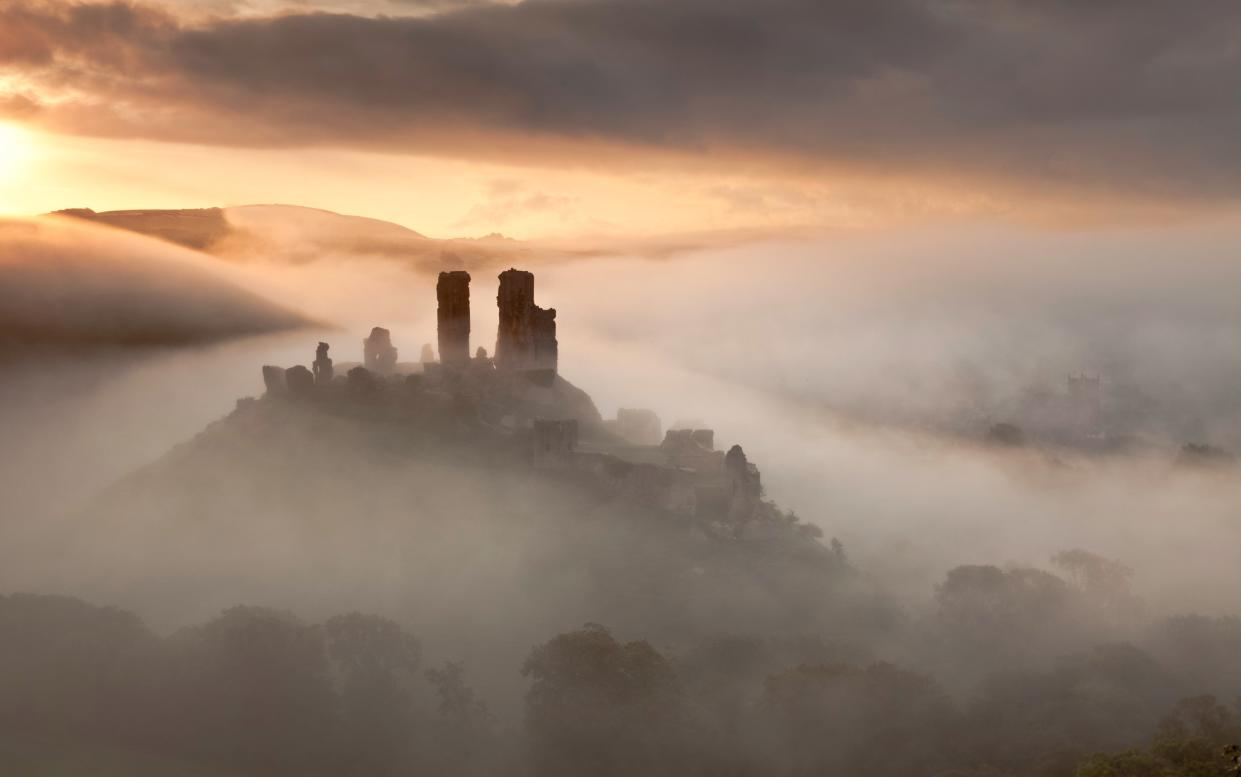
[2,215,1240,775]
[0,216,307,349]
[0,214,311,523]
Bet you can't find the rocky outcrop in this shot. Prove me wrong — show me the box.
[495,269,557,375]
[313,342,334,384]
[363,327,398,374]
[420,343,436,363]
[437,271,471,366]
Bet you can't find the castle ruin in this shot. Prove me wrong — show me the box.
[363,327,397,374]
[255,267,781,533]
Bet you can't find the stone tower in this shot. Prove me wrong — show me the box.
[436,271,471,366]
[495,268,557,374]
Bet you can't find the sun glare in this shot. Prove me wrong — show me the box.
[0,122,34,181]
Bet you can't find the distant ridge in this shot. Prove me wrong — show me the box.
[53,207,231,251]
[52,204,539,274]
[2,215,309,350]
[50,203,771,272]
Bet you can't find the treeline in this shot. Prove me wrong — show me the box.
[0,596,497,776]
[1,590,1239,777]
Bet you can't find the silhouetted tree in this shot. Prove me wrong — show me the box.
[1076,695,1241,777]
[934,564,1090,677]
[960,644,1176,774]
[425,661,497,776]
[761,661,957,777]
[170,606,336,775]
[0,593,154,742]
[522,623,695,777]
[1150,615,1241,699]
[323,612,422,776]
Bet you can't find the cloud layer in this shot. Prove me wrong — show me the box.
[3,0,1241,203]
[0,215,307,348]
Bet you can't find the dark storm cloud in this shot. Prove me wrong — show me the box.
[4,0,1241,198]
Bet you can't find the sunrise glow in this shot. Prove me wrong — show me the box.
[0,122,34,185]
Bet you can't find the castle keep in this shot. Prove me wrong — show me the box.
[257,268,783,533]
[436,271,472,366]
[495,268,558,376]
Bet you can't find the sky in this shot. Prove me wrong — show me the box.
[3,0,1241,239]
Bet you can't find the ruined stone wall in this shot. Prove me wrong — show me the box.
[495,268,558,374]
[437,271,471,366]
[661,428,724,473]
[363,327,398,374]
[530,307,557,372]
[562,452,697,516]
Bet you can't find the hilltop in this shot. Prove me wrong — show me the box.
[61,268,865,649]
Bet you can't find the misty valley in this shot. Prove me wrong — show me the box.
[3,210,1241,777]
[5,0,1241,766]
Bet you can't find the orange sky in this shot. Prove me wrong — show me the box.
[0,120,965,240]
[2,120,1210,242]
[3,0,1239,239]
